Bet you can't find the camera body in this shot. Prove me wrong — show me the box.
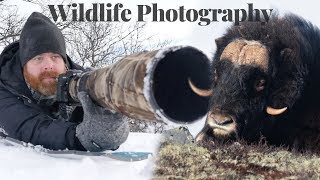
[56,70,83,105]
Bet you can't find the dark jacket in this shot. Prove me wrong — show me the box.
[0,41,86,151]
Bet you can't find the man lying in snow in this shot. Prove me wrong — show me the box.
[0,12,129,152]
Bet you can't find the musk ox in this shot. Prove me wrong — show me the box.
[190,13,320,151]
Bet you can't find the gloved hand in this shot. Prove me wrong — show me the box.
[76,91,129,152]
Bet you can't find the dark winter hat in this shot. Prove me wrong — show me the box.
[19,12,67,67]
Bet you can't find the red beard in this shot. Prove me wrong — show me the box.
[23,68,61,96]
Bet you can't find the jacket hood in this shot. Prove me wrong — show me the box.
[0,41,30,97]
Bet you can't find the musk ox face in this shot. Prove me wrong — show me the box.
[195,39,274,143]
[192,37,299,144]
[191,14,320,149]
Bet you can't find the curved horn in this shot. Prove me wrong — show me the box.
[266,106,287,115]
[188,78,213,97]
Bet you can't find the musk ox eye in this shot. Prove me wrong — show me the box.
[255,79,266,92]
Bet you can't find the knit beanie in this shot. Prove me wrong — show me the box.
[19,12,67,67]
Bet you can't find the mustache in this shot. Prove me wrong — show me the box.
[39,71,60,81]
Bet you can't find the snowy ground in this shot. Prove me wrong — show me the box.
[0,116,205,180]
[0,132,162,180]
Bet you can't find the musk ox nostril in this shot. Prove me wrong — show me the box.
[210,113,234,125]
[214,117,233,125]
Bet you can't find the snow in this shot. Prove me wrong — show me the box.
[0,132,161,180]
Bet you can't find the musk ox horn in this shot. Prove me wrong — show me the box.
[188,78,213,97]
[220,39,269,72]
[266,106,288,115]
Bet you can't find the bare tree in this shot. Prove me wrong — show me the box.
[22,0,74,32]
[66,21,171,68]
[0,4,25,46]
[0,0,73,48]
[65,21,119,67]
[119,22,171,56]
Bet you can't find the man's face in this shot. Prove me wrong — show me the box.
[23,52,67,96]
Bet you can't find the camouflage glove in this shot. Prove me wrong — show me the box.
[76,91,129,152]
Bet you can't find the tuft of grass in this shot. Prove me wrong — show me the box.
[153,141,320,179]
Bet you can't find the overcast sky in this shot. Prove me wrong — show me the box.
[3,0,320,57]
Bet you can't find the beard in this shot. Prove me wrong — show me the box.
[23,68,63,96]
